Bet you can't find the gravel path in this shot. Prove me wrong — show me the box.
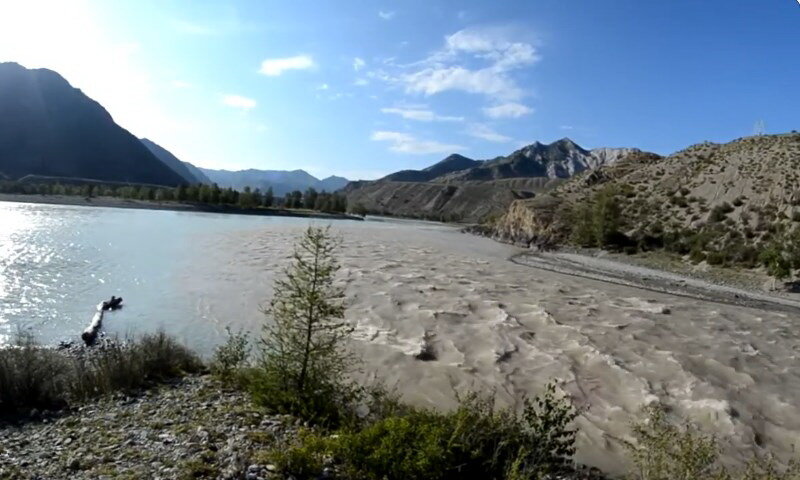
[512,251,800,314]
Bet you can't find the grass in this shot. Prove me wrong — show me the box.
[0,331,203,417]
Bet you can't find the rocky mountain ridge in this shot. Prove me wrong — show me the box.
[345,138,645,222]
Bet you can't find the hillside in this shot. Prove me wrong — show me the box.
[345,139,642,223]
[200,167,349,196]
[382,154,482,182]
[345,177,560,222]
[140,138,206,184]
[486,133,800,276]
[0,62,185,186]
[182,161,213,184]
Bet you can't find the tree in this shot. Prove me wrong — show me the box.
[590,186,627,249]
[176,184,187,202]
[304,188,319,209]
[263,187,274,207]
[760,241,791,288]
[252,226,355,425]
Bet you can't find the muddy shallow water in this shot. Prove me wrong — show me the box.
[3,201,798,474]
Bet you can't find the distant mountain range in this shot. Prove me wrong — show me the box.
[0,62,350,194]
[198,168,350,196]
[344,138,644,222]
[0,62,185,186]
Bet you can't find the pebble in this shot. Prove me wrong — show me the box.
[0,375,298,479]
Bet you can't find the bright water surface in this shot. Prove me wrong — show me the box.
[0,201,353,349]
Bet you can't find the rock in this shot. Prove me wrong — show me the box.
[66,457,80,471]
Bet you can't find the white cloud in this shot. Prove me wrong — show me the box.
[317,83,330,90]
[404,66,521,100]
[371,131,464,154]
[259,55,315,76]
[381,107,463,122]
[378,10,396,20]
[353,57,366,71]
[354,78,369,86]
[467,124,511,143]
[560,125,574,130]
[221,94,256,110]
[172,20,216,35]
[397,27,539,101]
[483,102,533,118]
[171,80,193,89]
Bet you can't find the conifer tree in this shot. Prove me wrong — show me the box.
[254,226,355,424]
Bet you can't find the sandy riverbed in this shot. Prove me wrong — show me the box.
[186,220,800,475]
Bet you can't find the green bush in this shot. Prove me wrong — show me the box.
[70,331,203,400]
[266,383,578,480]
[626,404,800,480]
[709,203,734,223]
[0,331,203,416]
[211,327,250,382]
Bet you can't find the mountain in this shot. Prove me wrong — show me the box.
[344,138,643,222]
[140,138,206,184]
[442,139,638,181]
[485,133,800,263]
[0,62,185,186]
[318,175,349,192]
[199,168,350,196]
[182,161,213,185]
[382,154,482,182]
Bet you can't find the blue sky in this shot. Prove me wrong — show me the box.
[1,0,798,179]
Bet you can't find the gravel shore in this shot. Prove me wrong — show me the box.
[0,375,295,480]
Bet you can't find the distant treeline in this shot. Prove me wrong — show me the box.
[0,180,348,213]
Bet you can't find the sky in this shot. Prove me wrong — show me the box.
[0,0,798,180]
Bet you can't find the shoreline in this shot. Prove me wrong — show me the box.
[0,193,363,221]
[509,250,800,314]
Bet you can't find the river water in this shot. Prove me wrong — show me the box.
[2,200,799,474]
[0,201,362,348]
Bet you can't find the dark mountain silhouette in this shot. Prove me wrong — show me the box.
[182,161,213,185]
[0,62,185,186]
[140,138,207,184]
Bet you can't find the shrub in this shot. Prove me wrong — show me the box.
[267,383,578,480]
[709,202,734,223]
[70,331,203,400]
[211,327,250,382]
[625,404,722,480]
[626,404,800,480]
[0,331,203,416]
[0,331,71,415]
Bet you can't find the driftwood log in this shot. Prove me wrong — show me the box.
[81,296,123,345]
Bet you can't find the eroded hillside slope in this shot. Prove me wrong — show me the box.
[487,133,800,275]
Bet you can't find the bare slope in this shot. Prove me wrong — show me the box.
[344,178,560,222]
[487,133,800,270]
